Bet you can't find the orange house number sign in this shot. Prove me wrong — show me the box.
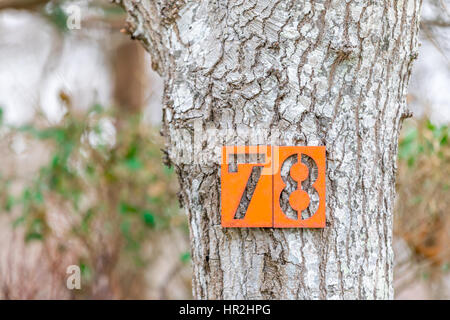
[221,146,326,228]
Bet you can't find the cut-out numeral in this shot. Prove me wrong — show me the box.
[234,166,262,219]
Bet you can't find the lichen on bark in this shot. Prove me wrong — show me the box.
[117,0,422,299]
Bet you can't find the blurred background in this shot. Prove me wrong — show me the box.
[0,0,448,299]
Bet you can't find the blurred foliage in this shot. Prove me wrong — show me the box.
[396,118,450,273]
[43,1,68,32]
[0,105,187,298]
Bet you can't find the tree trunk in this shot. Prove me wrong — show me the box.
[118,0,422,299]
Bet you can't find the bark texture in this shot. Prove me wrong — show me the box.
[118,0,422,299]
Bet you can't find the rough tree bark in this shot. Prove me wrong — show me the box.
[117,0,422,299]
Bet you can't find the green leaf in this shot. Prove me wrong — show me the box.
[120,220,140,251]
[34,190,44,204]
[141,210,155,227]
[440,132,448,146]
[85,164,95,177]
[25,232,43,242]
[81,209,95,232]
[43,4,69,32]
[51,155,60,168]
[80,262,92,279]
[180,252,191,264]
[125,144,138,159]
[4,195,14,212]
[25,218,45,242]
[119,202,139,215]
[124,157,143,171]
[426,120,436,132]
[22,188,32,203]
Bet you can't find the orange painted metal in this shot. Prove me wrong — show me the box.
[273,146,326,228]
[221,146,273,227]
[221,145,326,228]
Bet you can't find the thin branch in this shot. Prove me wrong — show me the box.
[0,0,49,10]
[421,22,450,67]
[421,20,450,28]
